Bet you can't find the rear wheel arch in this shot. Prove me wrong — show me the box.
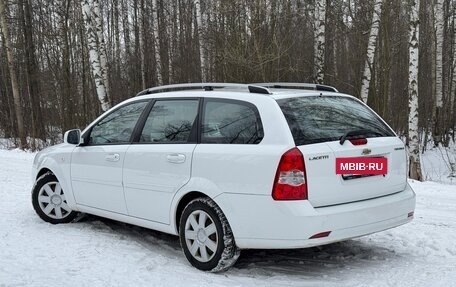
[36,168,53,179]
[178,196,240,271]
[175,191,208,233]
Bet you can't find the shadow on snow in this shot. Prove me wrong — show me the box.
[75,214,400,280]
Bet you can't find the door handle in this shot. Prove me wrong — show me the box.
[166,153,186,164]
[105,153,120,162]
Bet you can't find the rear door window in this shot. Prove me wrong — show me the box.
[139,100,199,143]
[202,99,263,144]
[277,96,395,145]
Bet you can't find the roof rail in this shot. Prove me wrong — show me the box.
[135,83,271,96]
[252,82,338,93]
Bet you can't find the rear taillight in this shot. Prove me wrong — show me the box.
[272,147,308,200]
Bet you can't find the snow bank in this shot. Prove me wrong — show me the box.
[422,145,456,184]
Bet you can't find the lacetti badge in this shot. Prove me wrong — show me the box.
[336,157,387,175]
[309,155,329,161]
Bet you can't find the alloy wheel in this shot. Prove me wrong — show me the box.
[37,181,72,219]
[184,210,218,262]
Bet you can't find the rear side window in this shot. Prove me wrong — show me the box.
[202,100,263,144]
[277,96,395,145]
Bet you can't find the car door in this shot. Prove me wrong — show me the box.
[191,98,271,197]
[123,99,199,224]
[71,100,150,214]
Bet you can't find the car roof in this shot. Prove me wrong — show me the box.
[132,89,354,102]
[131,83,356,102]
[266,89,350,100]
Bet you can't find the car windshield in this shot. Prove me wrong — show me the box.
[277,96,395,145]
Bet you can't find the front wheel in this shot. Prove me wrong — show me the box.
[179,197,240,272]
[32,172,77,224]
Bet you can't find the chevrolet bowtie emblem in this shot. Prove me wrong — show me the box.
[362,148,372,155]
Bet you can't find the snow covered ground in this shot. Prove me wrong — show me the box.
[0,148,455,286]
[422,145,456,184]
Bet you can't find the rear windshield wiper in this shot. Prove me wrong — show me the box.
[339,129,383,145]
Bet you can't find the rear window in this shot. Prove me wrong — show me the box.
[277,96,395,145]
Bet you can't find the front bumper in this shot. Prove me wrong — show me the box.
[214,183,416,249]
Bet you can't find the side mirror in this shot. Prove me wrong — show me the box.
[64,129,82,145]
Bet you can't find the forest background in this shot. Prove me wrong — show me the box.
[0,0,454,180]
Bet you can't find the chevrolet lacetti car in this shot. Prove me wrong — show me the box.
[31,83,416,272]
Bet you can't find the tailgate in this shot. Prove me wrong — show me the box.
[299,137,407,207]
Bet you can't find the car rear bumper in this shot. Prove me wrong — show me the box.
[214,182,416,249]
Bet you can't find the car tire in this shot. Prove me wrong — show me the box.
[32,172,77,224]
[179,197,240,272]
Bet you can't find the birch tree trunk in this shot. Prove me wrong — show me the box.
[360,0,383,103]
[92,0,110,101]
[151,0,163,86]
[435,0,444,108]
[433,0,444,145]
[244,0,252,37]
[195,0,207,82]
[408,0,423,181]
[0,0,26,148]
[167,0,175,83]
[121,0,131,58]
[314,0,326,84]
[138,0,146,89]
[81,0,110,112]
[451,7,456,114]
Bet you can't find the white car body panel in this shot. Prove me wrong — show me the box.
[191,144,288,196]
[75,203,176,235]
[71,145,129,214]
[32,144,78,208]
[301,137,407,207]
[167,176,224,232]
[123,144,196,224]
[215,183,415,249]
[32,88,416,249]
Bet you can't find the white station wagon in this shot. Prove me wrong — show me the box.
[31,83,416,272]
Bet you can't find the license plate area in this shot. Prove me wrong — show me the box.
[336,156,388,177]
[341,174,385,180]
